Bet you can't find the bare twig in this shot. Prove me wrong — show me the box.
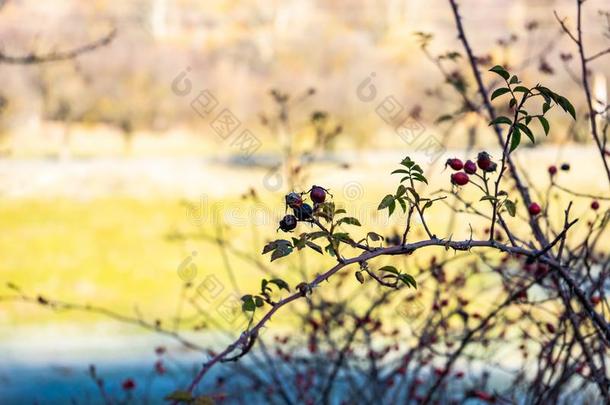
[0,29,116,64]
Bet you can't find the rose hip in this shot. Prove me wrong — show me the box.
[451,172,469,186]
[446,158,464,171]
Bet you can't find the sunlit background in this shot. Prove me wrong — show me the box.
[0,0,608,403]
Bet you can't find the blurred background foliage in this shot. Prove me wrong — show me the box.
[0,0,608,157]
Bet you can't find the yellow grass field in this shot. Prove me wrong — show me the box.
[1,145,607,338]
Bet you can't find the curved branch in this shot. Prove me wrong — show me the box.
[176,229,595,399]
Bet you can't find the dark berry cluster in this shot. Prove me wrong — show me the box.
[278,186,331,232]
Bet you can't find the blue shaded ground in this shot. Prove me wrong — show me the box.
[0,361,198,404]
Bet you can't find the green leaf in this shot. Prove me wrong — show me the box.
[411,173,428,184]
[306,241,323,254]
[378,194,394,210]
[536,86,554,102]
[516,123,535,144]
[270,278,290,291]
[397,197,407,213]
[388,200,396,216]
[379,265,400,275]
[513,86,530,93]
[391,169,410,175]
[399,274,417,289]
[395,184,407,198]
[489,116,512,126]
[307,232,326,240]
[316,202,336,221]
[292,236,306,250]
[164,390,194,402]
[504,200,517,217]
[367,232,384,242]
[557,96,576,119]
[263,239,292,254]
[336,217,361,227]
[262,241,277,254]
[509,127,521,152]
[489,65,510,80]
[254,296,264,307]
[537,116,550,136]
[542,102,551,114]
[491,87,511,100]
[333,232,349,240]
[400,157,415,168]
[193,396,215,405]
[263,240,295,261]
[270,242,293,262]
[241,295,256,312]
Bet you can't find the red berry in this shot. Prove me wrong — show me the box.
[464,160,477,174]
[591,200,600,210]
[591,296,601,305]
[446,158,463,171]
[477,151,493,171]
[548,165,557,175]
[472,390,494,402]
[451,172,469,186]
[121,378,136,391]
[535,263,549,277]
[545,323,556,334]
[310,186,327,204]
[154,360,166,375]
[528,202,541,216]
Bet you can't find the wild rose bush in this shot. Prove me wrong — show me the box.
[3,1,609,404]
[165,58,608,402]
